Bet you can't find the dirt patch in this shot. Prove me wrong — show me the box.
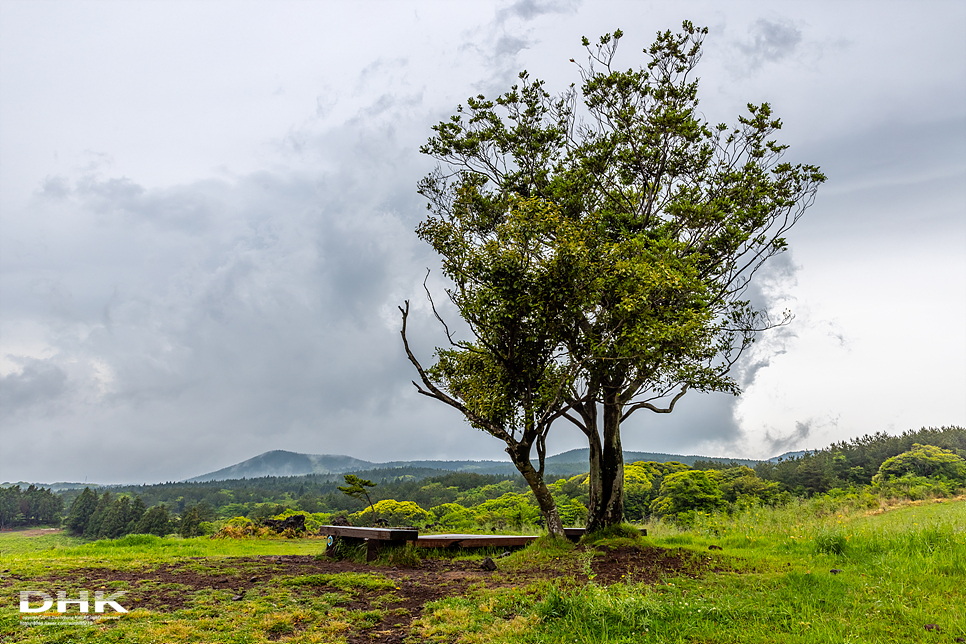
[8,546,734,643]
[0,528,62,537]
[589,545,727,585]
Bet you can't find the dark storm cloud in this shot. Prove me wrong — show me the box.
[621,391,744,454]
[0,357,68,417]
[0,100,504,482]
[765,420,813,454]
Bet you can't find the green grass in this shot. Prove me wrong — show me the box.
[415,497,966,643]
[1,498,963,643]
[283,572,398,592]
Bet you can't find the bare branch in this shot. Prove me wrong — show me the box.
[399,301,512,443]
[620,386,688,421]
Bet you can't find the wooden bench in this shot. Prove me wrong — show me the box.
[317,525,418,562]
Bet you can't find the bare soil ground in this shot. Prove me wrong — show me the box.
[12,545,730,643]
[0,528,62,537]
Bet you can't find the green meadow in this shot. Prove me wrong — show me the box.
[1,496,963,643]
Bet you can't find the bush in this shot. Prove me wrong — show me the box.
[351,499,432,527]
[875,475,958,501]
[650,470,726,520]
[430,503,479,531]
[873,444,966,485]
[623,463,658,521]
[473,492,542,528]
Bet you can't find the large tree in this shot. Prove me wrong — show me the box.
[404,23,824,531]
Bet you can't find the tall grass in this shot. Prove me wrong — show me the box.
[415,496,966,643]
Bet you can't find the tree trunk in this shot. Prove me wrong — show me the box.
[508,447,565,538]
[585,418,604,533]
[587,388,625,531]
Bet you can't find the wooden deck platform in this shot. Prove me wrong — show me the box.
[316,525,589,561]
[416,528,585,549]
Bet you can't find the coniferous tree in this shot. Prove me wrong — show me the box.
[179,506,205,538]
[134,505,171,536]
[84,491,113,539]
[97,496,131,539]
[65,487,99,535]
[0,486,21,529]
[127,496,147,534]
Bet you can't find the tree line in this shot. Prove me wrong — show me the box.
[0,485,63,529]
[752,426,966,495]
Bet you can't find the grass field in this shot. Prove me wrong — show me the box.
[1,496,963,643]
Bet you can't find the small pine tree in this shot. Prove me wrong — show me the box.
[338,475,377,522]
[179,506,204,538]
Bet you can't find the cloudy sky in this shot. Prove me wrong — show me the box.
[1,0,964,485]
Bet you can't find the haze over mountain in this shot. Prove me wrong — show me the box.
[186,449,772,483]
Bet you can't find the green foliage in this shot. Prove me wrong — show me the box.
[650,470,726,520]
[874,443,966,484]
[338,474,377,519]
[757,426,966,494]
[712,466,783,505]
[473,492,543,528]
[350,499,432,527]
[133,504,171,536]
[623,462,658,520]
[430,502,479,530]
[413,22,824,531]
[179,505,208,538]
[63,486,98,535]
[0,484,63,529]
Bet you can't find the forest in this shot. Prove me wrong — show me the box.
[9,425,959,541]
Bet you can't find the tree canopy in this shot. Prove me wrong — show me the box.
[403,22,824,531]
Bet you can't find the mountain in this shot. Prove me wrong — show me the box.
[187,448,765,482]
[186,451,374,482]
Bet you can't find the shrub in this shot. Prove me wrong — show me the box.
[474,492,542,528]
[430,503,479,531]
[873,444,966,484]
[650,470,726,520]
[623,462,658,521]
[351,499,432,527]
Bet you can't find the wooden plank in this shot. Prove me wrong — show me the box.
[564,528,585,542]
[317,525,418,541]
[416,534,539,548]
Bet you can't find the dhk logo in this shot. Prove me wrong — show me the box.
[20,591,128,613]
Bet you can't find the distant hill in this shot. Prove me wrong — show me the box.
[767,450,816,463]
[187,448,765,482]
[546,448,761,468]
[186,451,374,482]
